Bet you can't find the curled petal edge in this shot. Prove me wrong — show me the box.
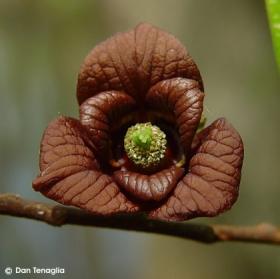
[79,91,136,159]
[77,23,203,105]
[148,118,244,221]
[146,77,204,153]
[113,166,184,202]
[32,116,139,215]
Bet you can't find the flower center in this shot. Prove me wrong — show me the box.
[124,122,167,168]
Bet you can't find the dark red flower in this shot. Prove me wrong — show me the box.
[32,23,244,221]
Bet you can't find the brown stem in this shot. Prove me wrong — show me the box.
[0,193,279,245]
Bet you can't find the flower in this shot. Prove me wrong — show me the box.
[32,23,244,221]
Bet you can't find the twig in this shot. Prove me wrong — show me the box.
[0,193,279,245]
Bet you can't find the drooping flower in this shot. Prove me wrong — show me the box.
[33,23,244,221]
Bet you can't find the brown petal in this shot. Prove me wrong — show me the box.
[146,78,204,152]
[77,23,203,104]
[113,166,184,202]
[33,116,139,215]
[79,91,136,157]
[149,118,244,221]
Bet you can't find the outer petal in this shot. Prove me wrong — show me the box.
[79,91,136,158]
[146,77,204,152]
[149,118,244,221]
[113,167,184,202]
[32,116,139,215]
[77,23,203,104]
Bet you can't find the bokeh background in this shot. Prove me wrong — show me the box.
[0,0,279,278]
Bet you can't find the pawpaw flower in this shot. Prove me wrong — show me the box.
[32,23,244,221]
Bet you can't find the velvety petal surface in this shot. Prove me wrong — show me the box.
[113,166,184,202]
[79,91,136,158]
[149,118,244,221]
[33,23,244,222]
[32,116,139,215]
[77,23,203,104]
[146,77,204,152]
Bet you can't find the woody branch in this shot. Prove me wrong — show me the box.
[0,193,279,245]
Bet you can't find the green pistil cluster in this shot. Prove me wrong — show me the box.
[124,122,167,168]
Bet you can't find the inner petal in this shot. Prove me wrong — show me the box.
[113,166,184,202]
[146,77,204,155]
[79,90,136,159]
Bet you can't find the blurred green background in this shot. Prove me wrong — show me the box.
[0,0,279,278]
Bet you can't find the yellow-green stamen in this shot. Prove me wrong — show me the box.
[124,122,167,168]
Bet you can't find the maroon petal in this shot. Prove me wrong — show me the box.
[79,91,136,157]
[146,78,204,152]
[113,167,184,202]
[134,23,203,97]
[77,23,202,104]
[149,118,244,221]
[33,116,139,215]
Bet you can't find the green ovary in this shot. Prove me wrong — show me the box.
[124,122,167,168]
